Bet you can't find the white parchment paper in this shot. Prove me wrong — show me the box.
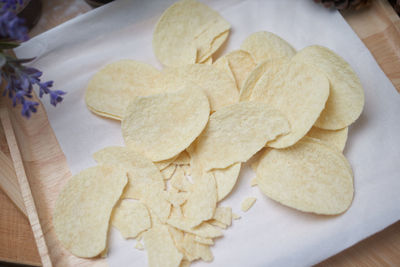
[15,0,400,266]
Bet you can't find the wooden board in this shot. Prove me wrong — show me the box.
[0,0,399,266]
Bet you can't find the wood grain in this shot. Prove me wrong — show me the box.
[0,0,399,266]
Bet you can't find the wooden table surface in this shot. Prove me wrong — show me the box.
[0,0,399,266]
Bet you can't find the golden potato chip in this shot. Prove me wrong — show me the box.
[162,164,177,180]
[85,60,161,120]
[182,172,217,226]
[167,217,223,238]
[250,59,329,148]
[122,87,210,161]
[241,197,256,212]
[143,223,183,267]
[292,45,364,130]
[214,50,256,90]
[111,200,151,239]
[239,58,288,102]
[194,235,214,245]
[153,0,230,67]
[256,137,354,214]
[93,146,171,222]
[182,234,213,262]
[213,163,241,201]
[212,207,232,226]
[53,165,127,258]
[306,126,348,152]
[158,64,238,112]
[241,31,296,63]
[192,102,290,170]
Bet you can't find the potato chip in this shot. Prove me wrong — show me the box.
[93,146,171,222]
[239,58,288,102]
[194,235,214,245]
[292,45,364,130]
[256,137,354,214]
[162,164,177,180]
[306,126,348,152]
[122,87,210,161]
[85,60,161,120]
[213,163,241,201]
[212,207,232,226]
[170,166,193,192]
[153,0,230,67]
[182,172,217,226]
[182,234,213,262]
[241,31,296,63]
[214,50,256,91]
[154,155,179,171]
[53,165,127,258]
[208,219,227,229]
[166,190,188,207]
[143,223,183,267]
[167,217,223,238]
[158,64,238,112]
[192,102,290,170]
[200,56,213,65]
[241,197,256,212]
[250,59,329,148]
[111,200,151,239]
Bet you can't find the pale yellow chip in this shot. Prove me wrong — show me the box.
[174,151,191,165]
[192,102,290,170]
[197,30,230,63]
[208,219,227,229]
[111,200,151,239]
[182,172,217,226]
[256,137,354,214]
[213,163,241,201]
[93,146,171,222]
[241,197,257,212]
[153,0,230,67]
[122,87,210,161]
[200,56,213,65]
[157,64,238,112]
[53,165,127,258]
[170,166,193,192]
[212,207,232,226]
[250,59,329,148]
[154,155,179,171]
[292,45,364,130]
[306,126,348,152]
[239,58,289,102]
[166,190,189,207]
[194,235,214,245]
[241,31,296,63]
[162,164,177,180]
[214,50,256,91]
[167,217,223,238]
[182,234,214,262]
[143,223,183,267]
[85,60,161,120]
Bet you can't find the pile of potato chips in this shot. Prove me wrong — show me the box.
[54,0,364,266]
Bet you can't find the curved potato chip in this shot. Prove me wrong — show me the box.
[85,60,161,120]
[214,50,256,91]
[306,126,348,152]
[239,58,288,102]
[153,0,230,67]
[292,45,364,130]
[213,163,241,201]
[251,59,330,148]
[256,137,354,215]
[193,102,290,170]
[241,31,296,63]
[154,154,179,171]
[111,200,151,239]
[158,64,238,112]
[122,87,210,161]
[93,146,171,222]
[53,165,127,258]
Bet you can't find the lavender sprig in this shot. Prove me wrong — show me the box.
[0,0,66,118]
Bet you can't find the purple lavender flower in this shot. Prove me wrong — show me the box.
[0,10,28,41]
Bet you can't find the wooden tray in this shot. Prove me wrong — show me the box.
[0,0,399,266]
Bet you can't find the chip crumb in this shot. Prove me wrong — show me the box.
[241,197,257,212]
[135,241,144,250]
[232,213,241,220]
